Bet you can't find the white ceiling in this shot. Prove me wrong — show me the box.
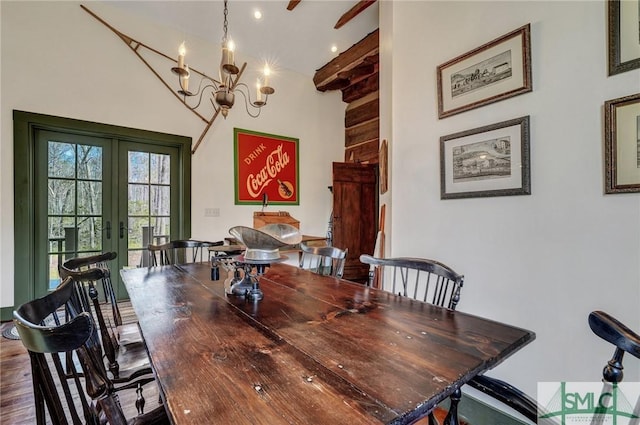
[107,0,380,77]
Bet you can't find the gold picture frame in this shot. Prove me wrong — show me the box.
[604,93,640,194]
[608,0,640,75]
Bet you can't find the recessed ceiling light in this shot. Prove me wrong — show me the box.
[254,10,262,20]
[331,45,338,53]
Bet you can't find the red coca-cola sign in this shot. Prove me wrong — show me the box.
[234,128,299,205]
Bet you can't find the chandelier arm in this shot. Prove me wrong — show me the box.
[234,82,258,106]
[234,88,262,118]
[177,76,219,113]
[191,82,220,110]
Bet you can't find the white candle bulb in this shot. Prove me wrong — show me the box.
[178,42,186,69]
[181,64,190,92]
[227,39,235,65]
[256,78,262,102]
[263,64,271,88]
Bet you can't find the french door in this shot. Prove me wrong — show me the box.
[30,126,187,300]
[118,141,179,272]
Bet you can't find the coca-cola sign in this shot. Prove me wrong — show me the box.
[234,128,299,205]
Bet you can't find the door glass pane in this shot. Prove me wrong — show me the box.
[78,217,103,251]
[48,141,75,178]
[128,184,149,215]
[129,151,149,183]
[77,181,102,215]
[77,145,102,179]
[150,153,170,184]
[127,151,171,267]
[46,141,103,290]
[48,180,75,214]
[128,217,149,250]
[152,216,170,241]
[151,186,170,216]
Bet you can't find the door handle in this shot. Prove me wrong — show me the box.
[106,221,111,239]
[120,221,127,239]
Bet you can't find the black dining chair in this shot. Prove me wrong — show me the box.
[58,264,154,388]
[13,277,168,425]
[359,255,464,309]
[148,239,224,266]
[62,252,141,345]
[299,243,348,278]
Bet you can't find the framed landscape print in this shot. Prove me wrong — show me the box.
[604,93,640,194]
[437,24,532,119]
[608,0,640,75]
[440,116,531,199]
[234,128,299,205]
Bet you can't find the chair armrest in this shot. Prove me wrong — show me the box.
[467,375,538,423]
[588,311,640,359]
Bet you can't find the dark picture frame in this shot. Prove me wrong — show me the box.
[604,93,640,194]
[440,116,531,199]
[608,0,640,75]
[437,24,532,119]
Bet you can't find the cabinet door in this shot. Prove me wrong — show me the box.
[332,162,377,282]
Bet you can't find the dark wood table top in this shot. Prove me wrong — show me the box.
[121,263,534,424]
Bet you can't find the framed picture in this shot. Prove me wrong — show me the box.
[234,128,299,205]
[437,24,532,119]
[608,0,640,75]
[604,93,640,194]
[440,116,531,199]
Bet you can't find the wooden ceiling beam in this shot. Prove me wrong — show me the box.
[335,0,377,29]
[313,29,379,91]
[286,0,301,11]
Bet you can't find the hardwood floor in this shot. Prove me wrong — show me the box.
[0,329,35,425]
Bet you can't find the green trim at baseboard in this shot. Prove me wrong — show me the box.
[1,306,15,322]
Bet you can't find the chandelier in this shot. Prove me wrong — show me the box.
[170,0,275,120]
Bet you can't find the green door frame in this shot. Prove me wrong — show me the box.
[7,110,191,321]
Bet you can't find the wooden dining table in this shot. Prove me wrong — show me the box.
[121,262,535,425]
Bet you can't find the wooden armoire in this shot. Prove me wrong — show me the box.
[331,162,377,282]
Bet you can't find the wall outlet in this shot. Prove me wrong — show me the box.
[204,208,220,217]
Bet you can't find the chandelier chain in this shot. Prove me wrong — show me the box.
[223,0,229,43]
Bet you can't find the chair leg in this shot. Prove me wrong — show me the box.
[135,383,146,415]
[443,387,461,425]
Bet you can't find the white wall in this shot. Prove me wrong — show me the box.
[382,1,640,397]
[0,1,344,308]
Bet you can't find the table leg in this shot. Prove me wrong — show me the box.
[443,387,461,425]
